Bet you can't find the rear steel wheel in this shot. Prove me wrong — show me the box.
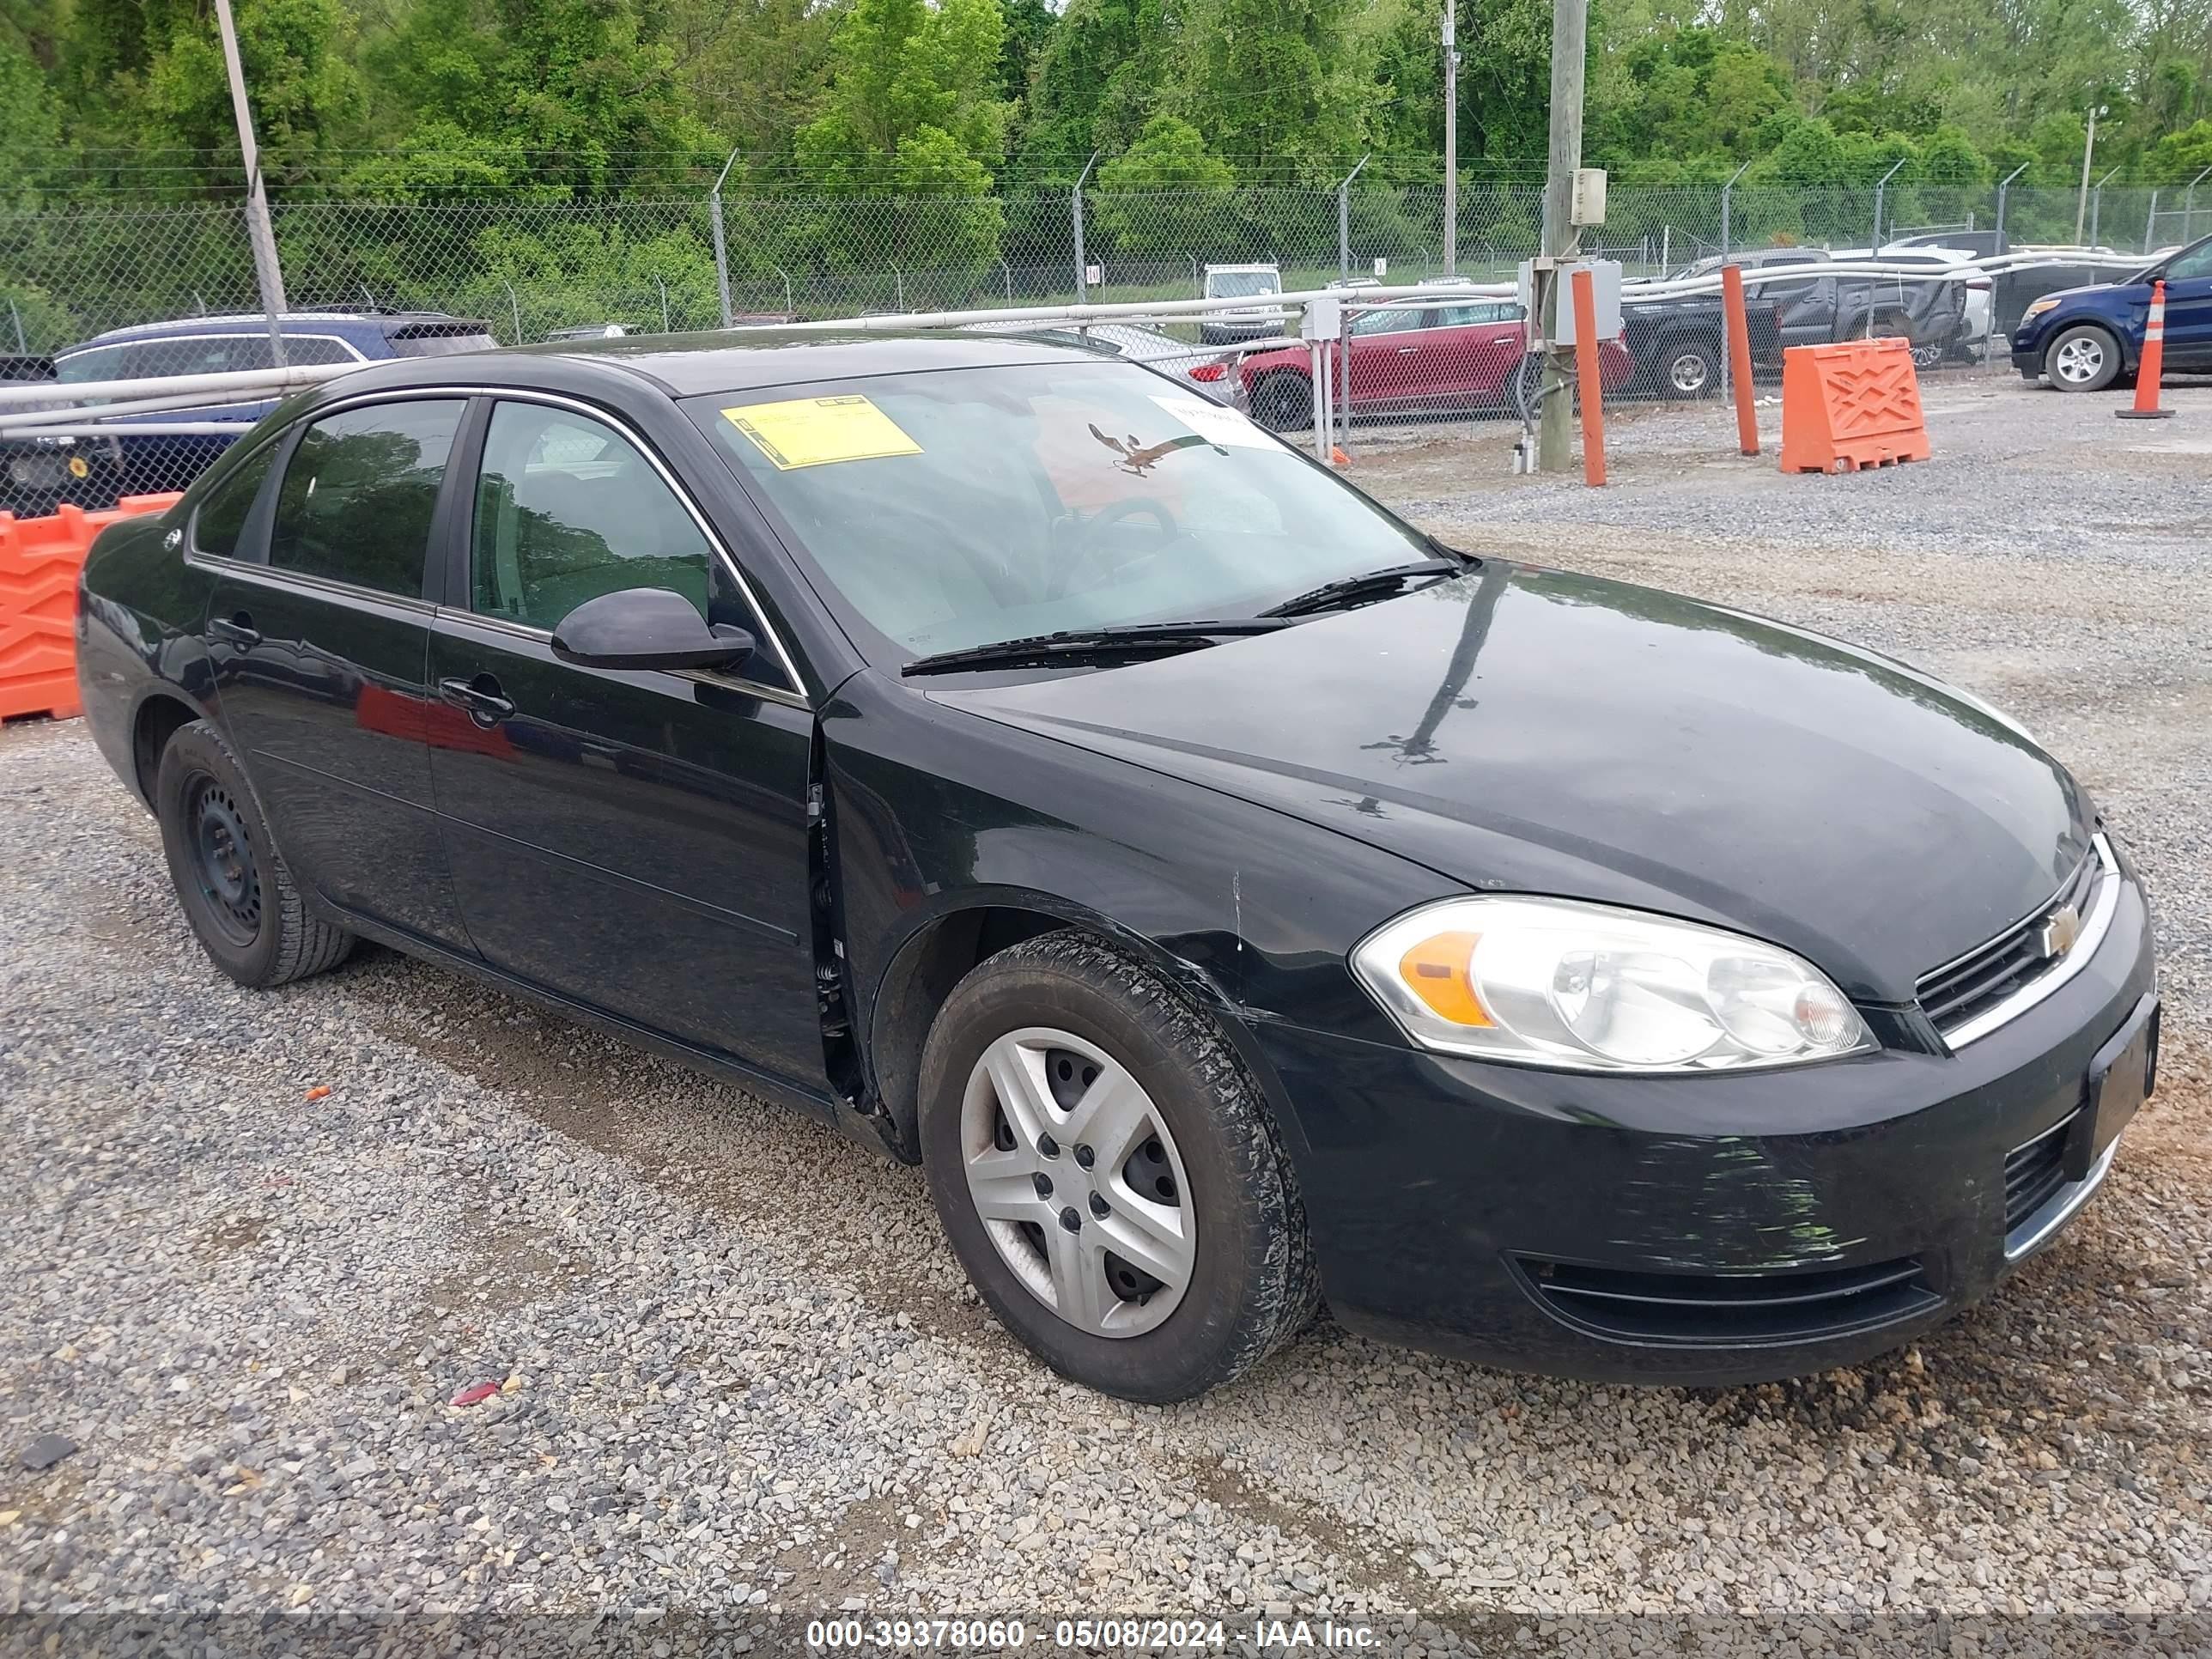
[960,1026,1194,1338]
[185,777,262,948]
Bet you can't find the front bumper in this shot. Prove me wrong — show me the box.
[1256,868,2155,1385]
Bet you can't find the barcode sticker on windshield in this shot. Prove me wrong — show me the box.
[721,395,922,470]
[1148,394,1275,451]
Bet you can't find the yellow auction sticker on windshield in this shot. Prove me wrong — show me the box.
[720,395,922,470]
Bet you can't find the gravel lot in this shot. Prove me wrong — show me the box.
[3,378,2209,1655]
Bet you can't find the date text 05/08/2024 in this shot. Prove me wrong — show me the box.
[803,1617,1381,1650]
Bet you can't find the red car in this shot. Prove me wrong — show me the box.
[1231,299,1634,430]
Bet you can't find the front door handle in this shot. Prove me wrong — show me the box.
[438,674,516,725]
[1396,345,1419,355]
[209,612,259,649]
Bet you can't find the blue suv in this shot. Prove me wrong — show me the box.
[2010,232,2212,392]
[5,310,495,515]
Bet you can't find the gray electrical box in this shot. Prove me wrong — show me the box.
[1571,167,1608,227]
[1516,258,1623,346]
[1299,293,1343,341]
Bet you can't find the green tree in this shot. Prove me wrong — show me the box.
[354,0,713,198]
[795,0,1013,191]
[1093,113,1233,250]
[143,0,362,180]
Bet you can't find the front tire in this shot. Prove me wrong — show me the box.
[917,933,1319,1402]
[2044,324,2122,392]
[155,720,355,988]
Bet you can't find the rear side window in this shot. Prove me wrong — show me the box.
[268,400,464,597]
[122,336,272,378]
[191,444,279,559]
[276,336,360,367]
[386,324,498,359]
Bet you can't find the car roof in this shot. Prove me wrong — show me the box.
[62,311,484,349]
[305,328,1137,402]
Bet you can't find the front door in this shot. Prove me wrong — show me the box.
[2153,240,2212,368]
[202,397,473,950]
[424,397,824,1087]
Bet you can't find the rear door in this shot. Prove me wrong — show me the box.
[1344,307,1430,408]
[200,396,473,949]
[424,394,825,1086]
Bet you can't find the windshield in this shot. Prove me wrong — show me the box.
[1206,271,1280,299]
[690,362,1437,662]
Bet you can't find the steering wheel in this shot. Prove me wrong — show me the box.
[1048,497,1182,599]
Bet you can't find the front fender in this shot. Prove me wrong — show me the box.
[820,672,1457,1158]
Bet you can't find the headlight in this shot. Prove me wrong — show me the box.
[1352,897,1875,1073]
[2020,298,2060,323]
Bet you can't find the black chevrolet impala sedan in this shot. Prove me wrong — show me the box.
[75,332,2156,1401]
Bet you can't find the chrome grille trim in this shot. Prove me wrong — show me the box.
[1923,836,2121,1049]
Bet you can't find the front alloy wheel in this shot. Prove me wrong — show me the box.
[2045,324,2121,392]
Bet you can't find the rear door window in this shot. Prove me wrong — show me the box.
[191,444,281,559]
[267,399,465,597]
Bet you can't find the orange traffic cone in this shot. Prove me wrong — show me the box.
[2117,279,2174,421]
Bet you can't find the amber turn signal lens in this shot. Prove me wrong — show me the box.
[1396,930,1492,1027]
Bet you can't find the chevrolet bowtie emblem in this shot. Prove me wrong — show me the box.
[2038,903,2082,961]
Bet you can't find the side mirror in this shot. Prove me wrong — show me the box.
[550,586,753,673]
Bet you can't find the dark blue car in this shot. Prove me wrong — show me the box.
[2010,232,2212,392]
[6,311,495,514]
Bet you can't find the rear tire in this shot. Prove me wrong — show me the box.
[917,933,1320,1402]
[155,720,355,988]
[1249,372,1313,433]
[2043,324,2122,392]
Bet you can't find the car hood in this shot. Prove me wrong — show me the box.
[933,562,2092,1003]
[2036,279,2136,306]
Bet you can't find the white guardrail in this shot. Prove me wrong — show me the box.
[0,246,2167,441]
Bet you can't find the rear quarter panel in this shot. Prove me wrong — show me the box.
[76,508,216,804]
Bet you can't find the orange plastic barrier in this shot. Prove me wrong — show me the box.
[1778,338,1931,475]
[0,493,182,721]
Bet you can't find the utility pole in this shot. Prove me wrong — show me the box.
[1443,0,1459,273]
[2075,101,2104,245]
[214,0,288,366]
[1537,0,1588,473]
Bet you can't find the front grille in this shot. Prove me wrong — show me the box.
[1917,851,2102,1036]
[2004,1114,2075,1236]
[1516,1255,1940,1346]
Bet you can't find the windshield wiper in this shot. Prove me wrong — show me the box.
[901,619,1291,677]
[1260,556,1471,619]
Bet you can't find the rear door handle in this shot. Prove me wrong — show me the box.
[1396,345,1419,355]
[438,675,516,724]
[208,612,260,649]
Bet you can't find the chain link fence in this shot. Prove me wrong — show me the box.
[1,177,2190,512]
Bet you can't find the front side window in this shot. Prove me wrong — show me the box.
[191,443,279,559]
[691,362,1436,660]
[2165,240,2212,282]
[52,343,129,384]
[268,399,463,596]
[1352,307,1422,336]
[471,403,718,631]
